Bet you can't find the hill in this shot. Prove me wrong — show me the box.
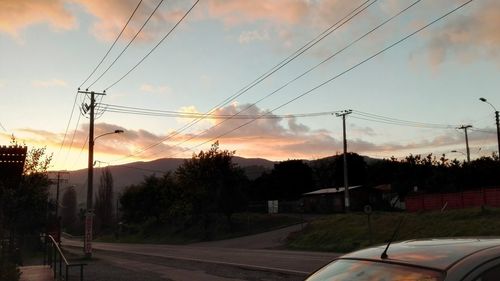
[65,156,275,205]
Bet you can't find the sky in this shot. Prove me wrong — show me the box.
[0,0,499,171]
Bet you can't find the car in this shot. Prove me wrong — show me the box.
[305,238,500,281]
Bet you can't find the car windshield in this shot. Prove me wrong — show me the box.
[305,259,444,281]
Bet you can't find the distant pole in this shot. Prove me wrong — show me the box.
[496,110,500,157]
[458,125,472,163]
[78,89,106,259]
[336,110,352,212]
[55,173,61,219]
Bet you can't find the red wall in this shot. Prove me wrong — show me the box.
[406,188,500,212]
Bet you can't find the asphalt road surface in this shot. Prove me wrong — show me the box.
[62,225,339,281]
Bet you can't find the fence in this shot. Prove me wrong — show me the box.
[406,188,500,212]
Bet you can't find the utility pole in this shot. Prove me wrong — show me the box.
[79,89,106,259]
[496,110,500,158]
[458,125,472,163]
[335,110,352,212]
[48,171,69,243]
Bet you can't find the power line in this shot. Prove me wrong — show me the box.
[107,0,377,162]
[104,0,200,91]
[126,0,425,160]
[87,0,165,89]
[54,92,78,162]
[71,136,88,170]
[351,110,459,129]
[470,128,497,135]
[96,103,341,119]
[162,0,475,159]
[79,0,143,89]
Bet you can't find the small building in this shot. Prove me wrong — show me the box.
[302,185,383,213]
[0,145,27,188]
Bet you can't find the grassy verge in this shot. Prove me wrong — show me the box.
[97,213,301,244]
[287,207,500,253]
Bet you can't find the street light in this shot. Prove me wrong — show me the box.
[85,129,124,258]
[479,97,500,158]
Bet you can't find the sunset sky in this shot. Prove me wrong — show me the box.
[1,0,499,171]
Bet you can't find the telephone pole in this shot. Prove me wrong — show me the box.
[78,89,106,258]
[48,171,70,218]
[335,110,352,212]
[458,125,472,163]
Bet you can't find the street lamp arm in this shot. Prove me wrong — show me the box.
[479,97,498,112]
[94,130,124,141]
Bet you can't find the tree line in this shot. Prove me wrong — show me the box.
[58,144,500,237]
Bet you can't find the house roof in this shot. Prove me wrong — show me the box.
[303,185,363,196]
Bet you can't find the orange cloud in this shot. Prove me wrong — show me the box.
[207,0,308,26]
[0,0,76,36]
[74,0,193,42]
[425,0,500,66]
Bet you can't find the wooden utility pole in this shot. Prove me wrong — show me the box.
[335,110,352,212]
[78,89,106,258]
[458,125,472,163]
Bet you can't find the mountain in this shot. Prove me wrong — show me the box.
[60,154,382,205]
[64,156,275,205]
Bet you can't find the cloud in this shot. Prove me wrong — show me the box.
[206,0,308,26]
[139,83,172,94]
[32,79,68,88]
[0,80,6,89]
[424,0,500,66]
[73,0,193,42]
[239,30,269,44]
[0,0,76,36]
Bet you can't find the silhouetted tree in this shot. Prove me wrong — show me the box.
[176,142,246,236]
[95,168,114,232]
[266,160,314,200]
[120,173,178,223]
[61,187,77,232]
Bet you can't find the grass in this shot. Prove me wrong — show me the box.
[96,213,301,244]
[286,207,500,253]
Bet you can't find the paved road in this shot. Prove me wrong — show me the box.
[62,225,339,280]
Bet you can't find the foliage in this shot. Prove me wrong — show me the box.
[254,160,314,200]
[95,168,114,232]
[0,142,52,271]
[120,173,178,224]
[176,142,247,233]
[61,186,77,231]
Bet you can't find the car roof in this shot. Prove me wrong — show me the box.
[340,238,500,271]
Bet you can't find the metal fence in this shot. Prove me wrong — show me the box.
[44,235,86,281]
[406,188,500,212]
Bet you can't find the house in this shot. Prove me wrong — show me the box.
[302,185,383,213]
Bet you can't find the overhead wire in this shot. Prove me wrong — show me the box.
[161,0,475,159]
[351,110,459,129]
[54,91,79,164]
[107,0,377,162]
[125,0,425,160]
[96,102,342,119]
[104,0,200,91]
[78,0,143,89]
[87,0,166,89]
